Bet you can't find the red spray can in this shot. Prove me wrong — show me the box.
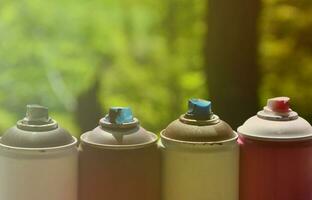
[238,97,312,200]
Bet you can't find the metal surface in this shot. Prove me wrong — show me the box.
[238,97,312,200]
[160,99,239,200]
[79,107,160,200]
[238,97,312,141]
[1,105,74,147]
[0,105,78,200]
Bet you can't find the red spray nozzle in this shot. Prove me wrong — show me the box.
[267,97,290,113]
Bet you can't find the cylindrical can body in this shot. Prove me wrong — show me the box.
[79,143,160,200]
[160,99,239,200]
[79,106,160,200]
[239,137,312,200]
[238,97,312,200]
[160,140,239,200]
[0,105,78,200]
[0,142,78,200]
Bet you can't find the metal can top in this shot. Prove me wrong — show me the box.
[161,99,237,144]
[0,105,75,148]
[80,107,158,149]
[238,97,312,141]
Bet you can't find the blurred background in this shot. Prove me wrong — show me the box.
[0,0,311,137]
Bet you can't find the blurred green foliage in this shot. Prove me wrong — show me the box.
[0,0,311,136]
[260,0,312,119]
[0,0,206,135]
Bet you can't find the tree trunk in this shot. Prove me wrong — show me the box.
[75,70,103,134]
[205,0,261,128]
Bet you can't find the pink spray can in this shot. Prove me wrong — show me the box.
[238,97,312,200]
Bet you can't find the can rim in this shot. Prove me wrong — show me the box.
[16,119,59,131]
[237,129,312,142]
[0,136,78,152]
[80,132,158,149]
[179,114,220,125]
[160,130,238,145]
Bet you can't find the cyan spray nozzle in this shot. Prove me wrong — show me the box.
[107,107,134,125]
[185,99,213,120]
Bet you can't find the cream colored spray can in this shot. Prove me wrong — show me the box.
[159,99,239,200]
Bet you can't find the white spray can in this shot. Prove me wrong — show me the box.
[0,105,78,200]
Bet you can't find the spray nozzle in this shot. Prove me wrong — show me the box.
[16,105,58,131]
[23,105,51,125]
[106,107,134,125]
[185,99,213,120]
[266,97,291,113]
[258,96,298,120]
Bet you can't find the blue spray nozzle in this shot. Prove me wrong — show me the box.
[186,99,213,120]
[107,107,134,125]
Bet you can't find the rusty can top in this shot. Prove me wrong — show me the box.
[161,99,237,144]
[238,97,312,141]
[0,105,75,148]
[80,107,158,149]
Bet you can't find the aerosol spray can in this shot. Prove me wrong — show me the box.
[238,97,312,200]
[159,99,239,200]
[0,105,78,200]
[79,107,160,200]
